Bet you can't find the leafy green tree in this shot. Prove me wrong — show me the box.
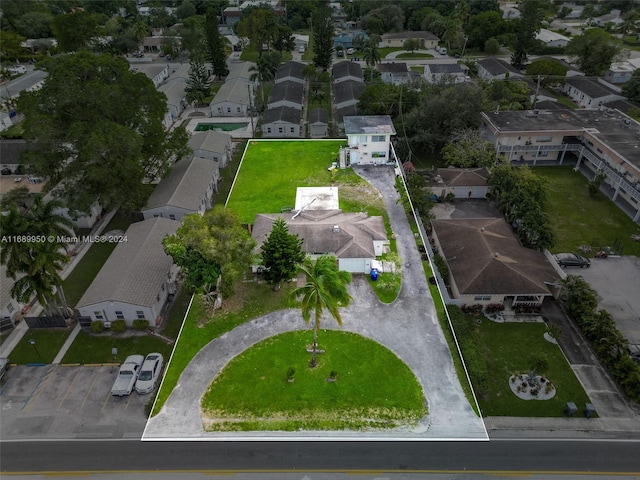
[13,11,53,39]
[510,0,544,68]
[621,67,640,102]
[18,52,190,213]
[403,38,421,53]
[481,79,530,111]
[361,5,405,34]
[525,58,567,85]
[236,8,278,56]
[176,0,197,20]
[273,25,296,53]
[566,28,625,76]
[205,9,229,79]
[312,0,334,71]
[441,129,496,167]
[484,37,501,54]
[249,57,275,108]
[260,218,306,288]
[0,195,74,316]
[292,255,352,368]
[466,10,509,50]
[587,170,606,197]
[396,173,435,223]
[163,206,256,298]
[0,185,30,210]
[150,7,176,29]
[51,11,98,52]
[0,30,26,61]
[180,15,206,57]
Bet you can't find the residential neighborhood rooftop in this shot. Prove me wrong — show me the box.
[427,63,464,74]
[268,80,304,105]
[188,130,231,155]
[332,61,364,81]
[309,108,329,125]
[564,76,620,98]
[344,115,396,135]
[262,105,301,125]
[477,57,522,76]
[275,61,306,81]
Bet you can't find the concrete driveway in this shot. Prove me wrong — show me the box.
[0,365,149,440]
[144,166,487,440]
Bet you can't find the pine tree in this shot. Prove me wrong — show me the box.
[312,0,334,71]
[186,54,211,97]
[261,218,306,288]
[205,9,229,79]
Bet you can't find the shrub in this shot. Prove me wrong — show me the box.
[90,321,104,333]
[485,303,505,314]
[329,370,338,379]
[110,320,126,333]
[286,367,295,380]
[132,319,149,330]
[433,254,449,284]
[461,304,484,315]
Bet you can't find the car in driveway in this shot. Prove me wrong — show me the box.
[135,353,164,394]
[111,354,144,396]
[555,253,591,268]
[0,357,10,380]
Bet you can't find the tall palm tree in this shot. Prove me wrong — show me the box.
[292,255,352,368]
[1,195,75,316]
[362,37,381,82]
[249,57,275,108]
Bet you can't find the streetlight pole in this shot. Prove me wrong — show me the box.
[29,338,42,361]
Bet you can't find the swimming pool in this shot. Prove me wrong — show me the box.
[194,122,249,132]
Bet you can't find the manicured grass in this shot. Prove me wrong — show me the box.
[61,330,173,365]
[211,140,246,207]
[153,281,297,415]
[161,288,192,341]
[544,89,579,109]
[9,328,73,364]
[240,46,292,62]
[367,272,400,303]
[471,320,591,417]
[62,211,141,307]
[378,47,404,58]
[396,53,433,59]
[226,140,346,223]
[201,330,426,431]
[534,166,640,257]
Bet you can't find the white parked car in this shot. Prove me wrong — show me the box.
[346,48,356,55]
[135,353,164,394]
[111,355,144,396]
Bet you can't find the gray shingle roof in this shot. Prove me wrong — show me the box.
[275,61,305,82]
[252,211,387,258]
[332,61,364,82]
[381,31,439,41]
[158,79,186,106]
[309,108,329,125]
[333,80,365,105]
[478,57,522,77]
[428,63,463,74]
[565,76,619,99]
[77,217,178,308]
[226,61,255,82]
[211,78,250,105]
[262,106,301,125]
[188,131,231,155]
[268,80,304,106]
[431,218,560,295]
[344,115,396,135]
[144,157,218,211]
[130,64,167,81]
[435,167,489,187]
[377,62,408,73]
[335,105,358,124]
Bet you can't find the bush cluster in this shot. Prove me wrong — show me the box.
[560,275,640,402]
[110,319,126,333]
[132,319,149,330]
[449,306,489,399]
[461,304,483,315]
[433,254,449,285]
[90,321,104,333]
[485,303,505,314]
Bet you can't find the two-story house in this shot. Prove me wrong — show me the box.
[340,115,396,166]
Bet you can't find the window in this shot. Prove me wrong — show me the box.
[267,128,271,133]
[94,311,104,320]
[535,136,552,143]
[371,135,385,142]
[372,152,386,158]
[153,214,160,218]
[359,135,367,143]
[538,151,549,157]
[290,127,295,133]
[136,311,145,319]
[227,107,231,113]
[237,107,241,113]
[6,303,14,313]
[115,311,124,320]
[169,214,176,220]
[278,127,283,133]
[474,295,491,301]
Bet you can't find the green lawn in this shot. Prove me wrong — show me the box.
[161,288,192,341]
[153,281,297,415]
[201,330,426,431]
[367,272,400,303]
[396,53,433,59]
[61,330,173,365]
[240,46,292,62]
[226,140,346,223]
[62,210,141,307]
[9,328,73,364]
[534,166,640,257]
[471,321,592,417]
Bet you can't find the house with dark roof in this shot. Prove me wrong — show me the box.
[341,115,396,166]
[424,63,465,84]
[334,80,365,110]
[477,58,523,80]
[77,217,179,326]
[267,80,304,110]
[377,62,410,85]
[309,108,329,138]
[262,106,301,137]
[187,131,233,167]
[561,77,624,108]
[142,157,219,221]
[0,140,34,173]
[428,167,490,199]
[335,104,358,128]
[274,61,306,84]
[378,31,439,49]
[431,217,561,307]
[332,61,364,84]
[252,210,389,273]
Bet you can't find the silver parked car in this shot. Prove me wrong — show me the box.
[555,253,591,268]
[135,353,164,394]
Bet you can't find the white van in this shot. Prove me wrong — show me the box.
[8,65,27,75]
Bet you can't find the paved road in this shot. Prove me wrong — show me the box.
[0,67,46,101]
[2,439,640,474]
[145,165,486,440]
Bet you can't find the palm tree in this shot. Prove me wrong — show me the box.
[362,37,381,82]
[527,352,549,385]
[292,255,352,368]
[249,57,275,108]
[1,195,75,316]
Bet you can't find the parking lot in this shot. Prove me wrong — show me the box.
[0,364,150,440]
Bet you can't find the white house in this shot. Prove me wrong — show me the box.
[43,185,102,229]
[130,63,170,88]
[261,106,301,137]
[536,29,570,47]
[562,77,624,109]
[477,58,523,80]
[428,167,490,199]
[188,131,233,167]
[340,115,396,166]
[377,62,411,85]
[210,79,253,117]
[142,157,219,221]
[77,217,179,327]
[424,63,465,84]
[267,80,304,110]
[158,79,187,127]
[378,31,439,49]
[309,108,329,138]
[604,61,638,84]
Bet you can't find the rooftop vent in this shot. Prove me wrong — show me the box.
[494,252,499,257]
[333,225,340,233]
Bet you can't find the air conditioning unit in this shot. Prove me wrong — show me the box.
[104,321,111,329]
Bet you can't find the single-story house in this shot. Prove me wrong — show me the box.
[261,106,301,138]
[341,115,396,166]
[274,61,306,84]
[130,63,170,88]
[431,217,561,307]
[332,61,364,84]
[594,9,624,28]
[333,80,365,110]
[561,76,624,109]
[604,61,638,84]
[77,217,179,327]
[477,58,523,80]
[142,36,180,53]
[536,29,570,48]
[424,63,465,84]
[142,157,219,221]
[252,210,389,274]
[333,30,368,50]
[158,79,187,127]
[309,108,329,138]
[225,61,256,85]
[378,31,439,49]
[335,104,358,129]
[377,62,411,85]
[428,167,490,199]
[267,80,304,110]
[210,79,253,117]
[188,130,233,167]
